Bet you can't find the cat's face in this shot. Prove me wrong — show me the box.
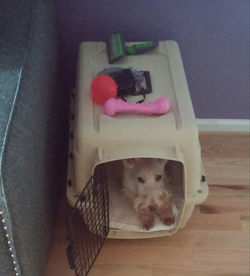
[122,158,168,196]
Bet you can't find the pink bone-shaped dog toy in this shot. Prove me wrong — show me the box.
[103,96,170,116]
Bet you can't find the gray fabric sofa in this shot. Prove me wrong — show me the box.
[0,0,68,275]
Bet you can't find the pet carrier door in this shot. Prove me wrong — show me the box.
[67,166,109,276]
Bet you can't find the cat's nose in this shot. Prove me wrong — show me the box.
[148,204,158,212]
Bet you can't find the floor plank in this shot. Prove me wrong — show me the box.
[199,132,249,158]
[45,132,250,276]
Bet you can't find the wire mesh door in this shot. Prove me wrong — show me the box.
[67,166,109,276]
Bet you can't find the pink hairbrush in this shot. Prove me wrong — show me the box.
[103,96,170,116]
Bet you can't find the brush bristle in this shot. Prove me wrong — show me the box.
[106,32,126,63]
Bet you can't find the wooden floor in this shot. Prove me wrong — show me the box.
[45,132,250,276]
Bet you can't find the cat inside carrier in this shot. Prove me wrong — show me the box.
[66,41,208,276]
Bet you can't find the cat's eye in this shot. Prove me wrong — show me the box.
[137,177,145,183]
[156,175,162,181]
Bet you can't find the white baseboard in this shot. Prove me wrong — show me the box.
[197,119,250,132]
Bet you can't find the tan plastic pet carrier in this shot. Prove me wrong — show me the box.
[66,41,208,276]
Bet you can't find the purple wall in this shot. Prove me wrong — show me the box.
[57,0,249,119]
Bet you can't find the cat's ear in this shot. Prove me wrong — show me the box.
[122,158,139,169]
